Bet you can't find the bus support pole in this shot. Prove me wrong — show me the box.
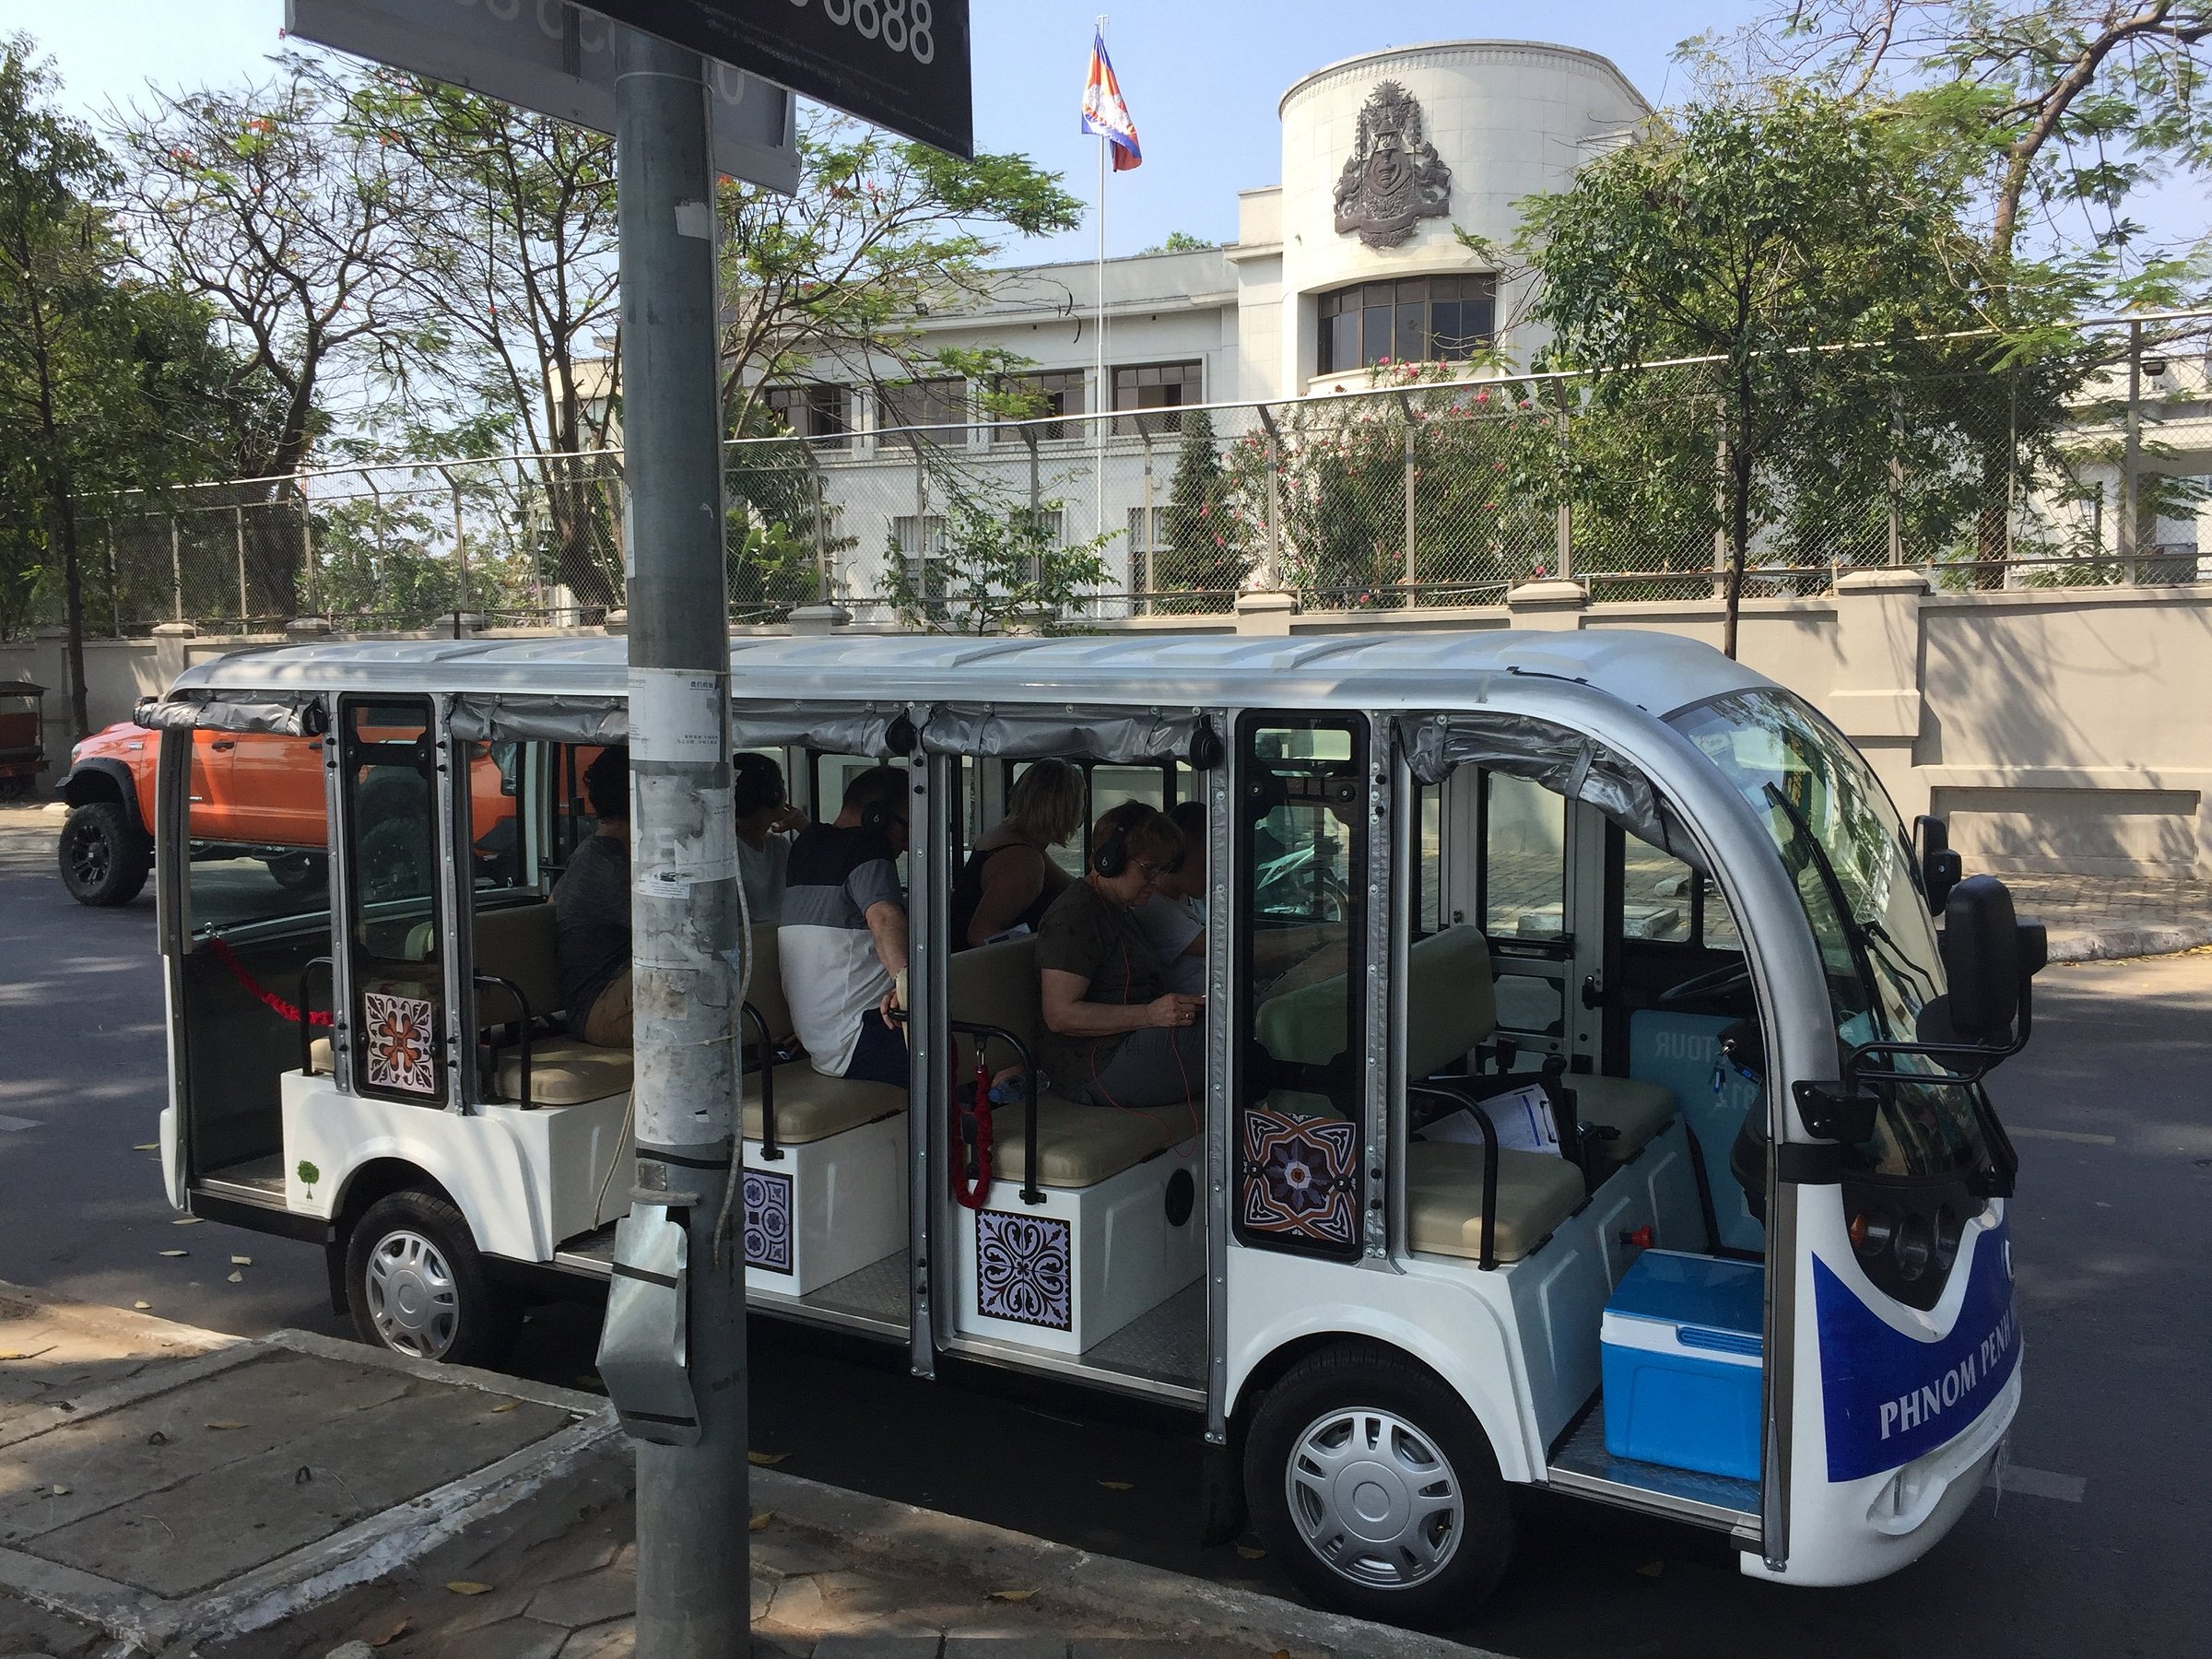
[612,27,748,1659]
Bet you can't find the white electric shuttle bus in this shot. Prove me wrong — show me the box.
[147,629,2041,1626]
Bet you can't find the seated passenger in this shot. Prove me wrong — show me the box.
[1037,802,1203,1112]
[553,745,633,1048]
[733,751,806,924]
[780,766,912,1088]
[949,758,1083,949]
[1133,799,1206,996]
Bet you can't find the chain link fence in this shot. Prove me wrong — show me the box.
[11,311,2208,640]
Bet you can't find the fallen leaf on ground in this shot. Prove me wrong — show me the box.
[230,1254,253,1266]
[227,1272,243,1283]
[748,1511,772,1532]
[747,1451,788,1466]
[1635,1560,1665,1578]
[488,1400,522,1414]
[444,1581,493,1596]
[1097,1479,1135,1490]
[371,1618,411,1648]
[986,1589,1037,1603]
[173,1216,204,1226]
[49,1485,70,1496]
[134,1143,158,1151]
[205,1419,248,1431]
[159,1249,188,1257]
[1236,1546,1267,1560]
[0,1347,54,1362]
[133,1300,151,1311]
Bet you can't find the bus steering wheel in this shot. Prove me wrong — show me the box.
[1658,959,1754,1005]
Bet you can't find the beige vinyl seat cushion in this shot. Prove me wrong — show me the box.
[496,1038,633,1108]
[946,935,1194,1190]
[745,1066,904,1145]
[1566,1075,1676,1161]
[1406,1140,1587,1264]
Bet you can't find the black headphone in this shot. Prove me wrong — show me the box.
[861,799,892,833]
[1091,802,1144,877]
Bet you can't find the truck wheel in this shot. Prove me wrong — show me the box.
[58,801,151,907]
[1244,1346,1514,1629]
[345,1189,520,1367]
[265,851,328,898]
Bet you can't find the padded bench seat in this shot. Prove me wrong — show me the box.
[1566,1074,1676,1161]
[745,1065,904,1147]
[1406,1140,1587,1263]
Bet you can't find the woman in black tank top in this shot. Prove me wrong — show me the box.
[950,759,1085,949]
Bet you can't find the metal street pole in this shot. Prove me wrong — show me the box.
[610,26,748,1659]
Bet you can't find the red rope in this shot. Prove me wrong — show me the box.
[952,1055,994,1211]
[206,935,332,1027]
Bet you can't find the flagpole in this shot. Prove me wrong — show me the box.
[1094,15,1109,544]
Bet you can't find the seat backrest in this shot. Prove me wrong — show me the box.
[1252,924,1499,1079]
[947,935,1042,1075]
[475,901,563,1023]
[1406,924,1498,1078]
[743,922,795,1044]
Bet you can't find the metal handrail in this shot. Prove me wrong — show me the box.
[475,972,532,1108]
[946,1017,1043,1207]
[742,1002,780,1160]
[1409,1082,1502,1271]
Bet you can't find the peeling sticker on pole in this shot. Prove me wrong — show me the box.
[628,668,723,762]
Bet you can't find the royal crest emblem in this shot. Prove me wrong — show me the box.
[1332,82,1453,250]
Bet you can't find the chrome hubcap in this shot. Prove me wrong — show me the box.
[1286,1406,1463,1589]
[363,1229,460,1359]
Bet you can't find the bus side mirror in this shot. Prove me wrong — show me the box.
[1916,815,1961,916]
[1939,876,2045,1041]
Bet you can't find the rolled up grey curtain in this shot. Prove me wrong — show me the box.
[921,701,1211,765]
[1395,711,1704,871]
[447,693,916,756]
[135,690,320,736]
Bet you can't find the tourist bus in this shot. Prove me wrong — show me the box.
[145,629,2040,1626]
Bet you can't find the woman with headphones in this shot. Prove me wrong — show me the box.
[1034,801,1204,1113]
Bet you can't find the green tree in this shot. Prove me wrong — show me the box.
[0,42,250,726]
[1517,86,2011,653]
[882,488,1112,635]
[1156,409,1248,605]
[1139,230,1215,254]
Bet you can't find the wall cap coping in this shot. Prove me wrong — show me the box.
[1920,581,2211,610]
[1279,40,1651,117]
[788,603,853,635]
[1234,590,1300,614]
[150,623,198,638]
[1835,569,1930,595]
[1506,578,1589,610]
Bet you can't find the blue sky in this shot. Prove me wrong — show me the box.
[0,1,2195,266]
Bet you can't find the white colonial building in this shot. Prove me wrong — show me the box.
[758,41,1652,607]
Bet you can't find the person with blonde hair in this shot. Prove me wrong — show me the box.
[949,758,1086,950]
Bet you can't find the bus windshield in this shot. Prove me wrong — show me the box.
[1670,689,1982,1177]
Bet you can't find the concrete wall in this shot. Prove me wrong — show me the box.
[8,581,2209,879]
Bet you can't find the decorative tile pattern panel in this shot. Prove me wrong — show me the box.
[744,1169,793,1276]
[362,991,437,1096]
[975,1209,1072,1331]
[1240,1108,1359,1246]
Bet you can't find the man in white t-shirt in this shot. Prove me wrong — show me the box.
[1133,798,1206,995]
[777,767,911,1087]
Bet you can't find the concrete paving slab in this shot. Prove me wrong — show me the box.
[809,1639,945,1658]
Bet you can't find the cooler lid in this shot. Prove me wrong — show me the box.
[1606,1250,1765,1336]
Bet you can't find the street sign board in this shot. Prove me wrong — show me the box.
[586,1,973,159]
[285,0,800,192]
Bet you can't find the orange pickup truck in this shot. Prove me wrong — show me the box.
[55,722,514,908]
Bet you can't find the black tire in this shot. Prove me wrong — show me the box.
[344,1189,520,1367]
[265,851,329,897]
[57,800,151,907]
[1244,1345,1514,1629]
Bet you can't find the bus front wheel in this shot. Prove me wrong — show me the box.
[1244,1345,1514,1629]
[345,1189,520,1367]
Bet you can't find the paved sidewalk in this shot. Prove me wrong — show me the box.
[0,1287,1486,1659]
[2001,871,2212,962]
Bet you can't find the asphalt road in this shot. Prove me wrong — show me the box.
[3,803,2206,1656]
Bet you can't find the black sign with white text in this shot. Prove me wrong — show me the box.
[592,1,972,157]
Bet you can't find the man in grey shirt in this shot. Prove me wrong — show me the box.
[554,747,633,1047]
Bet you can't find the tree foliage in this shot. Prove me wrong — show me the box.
[882,488,1112,635]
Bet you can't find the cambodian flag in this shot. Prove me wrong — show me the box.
[1080,29,1142,171]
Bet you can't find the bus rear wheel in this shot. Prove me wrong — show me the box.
[1244,1345,1514,1629]
[345,1189,519,1368]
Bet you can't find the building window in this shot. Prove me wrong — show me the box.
[892,513,949,596]
[1316,276,1496,375]
[878,378,967,440]
[1112,360,1203,434]
[992,371,1087,442]
[762,383,851,448]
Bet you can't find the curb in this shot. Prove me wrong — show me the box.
[754,1466,1510,1659]
[2044,923,2212,964]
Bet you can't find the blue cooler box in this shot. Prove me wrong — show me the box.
[1600,1251,1765,1481]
